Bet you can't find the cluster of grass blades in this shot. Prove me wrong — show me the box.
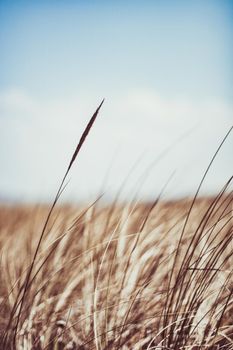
[0,102,232,349]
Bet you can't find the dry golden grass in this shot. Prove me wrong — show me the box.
[0,104,232,349]
[0,193,232,349]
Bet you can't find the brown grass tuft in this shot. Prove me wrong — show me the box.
[0,193,232,349]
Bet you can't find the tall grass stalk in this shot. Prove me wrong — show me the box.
[0,118,232,349]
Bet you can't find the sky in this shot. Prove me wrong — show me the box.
[0,0,233,203]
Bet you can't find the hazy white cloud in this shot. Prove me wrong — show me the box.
[0,87,232,202]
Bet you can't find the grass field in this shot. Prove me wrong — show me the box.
[0,193,232,349]
[0,105,232,349]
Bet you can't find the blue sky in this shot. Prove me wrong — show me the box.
[1,0,232,99]
[0,0,232,202]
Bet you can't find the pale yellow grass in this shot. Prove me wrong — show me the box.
[0,194,232,349]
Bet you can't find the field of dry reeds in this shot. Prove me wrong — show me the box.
[0,104,232,349]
